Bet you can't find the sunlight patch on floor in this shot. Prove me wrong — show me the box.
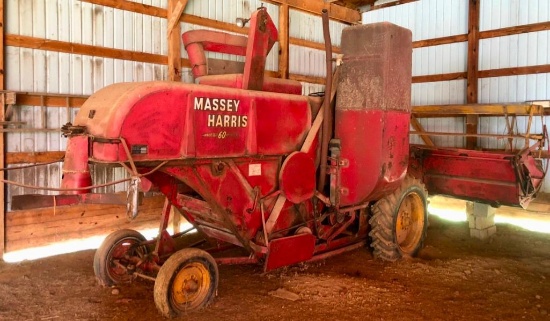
[495,215,550,234]
[428,204,467,222]
[3,224,194,263]
[429,201,550,234]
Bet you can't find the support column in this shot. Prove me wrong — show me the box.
[467,202,497,240]
[466,0,480,149]
[0,0,5,260]
[278,3,289,79]
[167,0,188,82]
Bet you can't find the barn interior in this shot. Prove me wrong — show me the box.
[0,0,549,320]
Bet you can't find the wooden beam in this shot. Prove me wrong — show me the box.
[412,72,467,83]
[413,34,468,48]
[466,0,480,149]
[16,92,88,108]
[369,0,419,11]
[5,195,165,252]
[0,0,5,259]
[80,0,166,18]
[408,21,550,50]
[167,0,188,35]
[479,64,550,78]
[6,34,167,65]
[410,131,542,140]
[6,151,65,165]
[263,0,360,24]
[410,116,435,146]
[479,21,550,39]
[288,73,326,85]
[289,37,341,54]
[278,4,290,79]
[0,95,4,260]
[412,104,544,116]
[167,0,187,82]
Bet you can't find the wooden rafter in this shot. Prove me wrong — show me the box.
[263,0,360,24]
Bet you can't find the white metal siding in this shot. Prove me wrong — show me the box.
[288,9,346,80]
[363,0,468,148]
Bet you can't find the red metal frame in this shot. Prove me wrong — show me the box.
[409,143,545,208]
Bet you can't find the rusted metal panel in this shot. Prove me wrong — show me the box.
[264,233,316,271]
[410,145,545,207]
[335,22,412,205]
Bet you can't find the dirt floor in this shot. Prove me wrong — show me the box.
[1,214,549,321]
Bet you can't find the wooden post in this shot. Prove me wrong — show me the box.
[278,3,289,79]
[167,0,188,82]
[466,0,480,149]
[0,0,5,259]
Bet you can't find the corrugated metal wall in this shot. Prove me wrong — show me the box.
[363,0,550,191]
[478,0,549,155]
[3,0,346,208]
[289,9,346,80]
[363,0,468,148]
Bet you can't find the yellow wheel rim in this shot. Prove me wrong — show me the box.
[395,191,425,254]
[171,262,211,310]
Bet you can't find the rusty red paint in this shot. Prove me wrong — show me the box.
[264,233,316,272]
[61,135,91,194]
[335,22,413,206]
[410,145,545,207]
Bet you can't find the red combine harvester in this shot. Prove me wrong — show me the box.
[26,7,543,318]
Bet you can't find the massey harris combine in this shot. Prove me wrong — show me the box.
[28,7,544,319]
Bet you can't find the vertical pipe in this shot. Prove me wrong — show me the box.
[318,9,333,192]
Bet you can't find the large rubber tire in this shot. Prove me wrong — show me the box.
[154,248,219,318]
[369,175,428,261]
[93,229,147,287]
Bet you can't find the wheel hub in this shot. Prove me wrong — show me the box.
[172,263,211,308]
[395,192,425,253]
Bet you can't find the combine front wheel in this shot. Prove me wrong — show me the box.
[93,229,147,286]
[369,175,428,261]
[154,248,219,318]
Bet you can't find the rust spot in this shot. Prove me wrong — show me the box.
[93,6,103,16]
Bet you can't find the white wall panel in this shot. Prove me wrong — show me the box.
[412,42,468,76]
[289,45,328,78]
[5,48,168,94]
[480,0,550,31]
[412,80,467,148]
[363,0,467,41]
[289,9,346,46]
[185,0,279,26]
